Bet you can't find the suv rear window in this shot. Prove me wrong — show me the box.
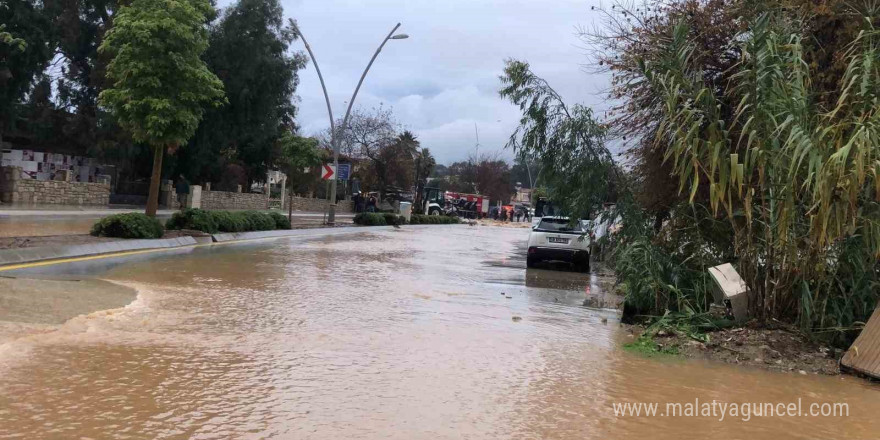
[537,218,583,232]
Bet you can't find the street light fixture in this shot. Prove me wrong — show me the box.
[290,20,408,225]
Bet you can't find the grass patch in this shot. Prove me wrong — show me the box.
[623,335,680,357]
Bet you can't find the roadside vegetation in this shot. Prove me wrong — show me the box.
[353,213,460,226]
[500,0,879,350]
[90,213,165,239]
[165,209,291,234]
[409,214,460,225]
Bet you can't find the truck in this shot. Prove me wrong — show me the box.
[419,187,490,219]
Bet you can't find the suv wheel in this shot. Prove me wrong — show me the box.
[579,254,591,273]
[527,255,538,268]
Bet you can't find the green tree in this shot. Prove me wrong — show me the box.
[473,156,514,206]
[0,24,26,52]
[0,2,53,146]
[412,147,435,208]
[510,156,539,189]
[499,59,616,219]
[178,0,307,186]
[277,132,320,219]
[98,0,226,216]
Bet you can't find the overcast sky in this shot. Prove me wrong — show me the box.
[226,0,612,164]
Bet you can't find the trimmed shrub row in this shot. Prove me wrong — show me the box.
[409,214,460,225]
[91,213,165,239]
[353,212,459,226]
[165,209,292,234]
[353,212,389,226]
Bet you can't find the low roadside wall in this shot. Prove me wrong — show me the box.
[159,179,354,212]
[288,195,353,213]
[201,190,268,210]
[0,166,110,206]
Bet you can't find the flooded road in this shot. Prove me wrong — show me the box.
[0,226,877,439]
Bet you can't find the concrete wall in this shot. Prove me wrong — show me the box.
[0,166,110,206]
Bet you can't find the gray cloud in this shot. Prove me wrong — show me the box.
[223,0,612,164]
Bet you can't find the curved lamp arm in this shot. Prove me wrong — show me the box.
[289,19,335,138]
[337,23,401,142]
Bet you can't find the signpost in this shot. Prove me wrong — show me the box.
[336,163,351,181]
[322,163,350,181]
[321,164,335,180]
[321,162,349,225]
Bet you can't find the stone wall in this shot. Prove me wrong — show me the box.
[201,190,268,210]
[0,166,110,206]
[158,178,354,212]
[288,195,353,213]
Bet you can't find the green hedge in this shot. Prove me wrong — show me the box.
[91,213,165,239]
[165,208,219,233]
[210,210,246,232]
[268,211,292,230]
[165,209,290,233]
[354,213,459,226]
[410,214,459,225]
[382,213,409,226]
[353,212,387,226]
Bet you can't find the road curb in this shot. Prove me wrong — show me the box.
[0,236,198,267]
[0,226,393,270]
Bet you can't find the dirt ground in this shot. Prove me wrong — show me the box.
[475,219,532,229]
[640,320,842,375]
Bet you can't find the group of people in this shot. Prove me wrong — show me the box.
[353,192,378,213]
[491,206,531,223]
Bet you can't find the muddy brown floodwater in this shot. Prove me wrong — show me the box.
[0,226,878,439]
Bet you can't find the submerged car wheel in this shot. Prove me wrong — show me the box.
[527,255,538,268]
[575,253,590,273]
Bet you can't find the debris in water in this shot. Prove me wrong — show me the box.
[512,316,522,322]
[601,317,608,324]
[505,295,512,299]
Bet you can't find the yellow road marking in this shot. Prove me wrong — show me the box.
[0,246,192,272]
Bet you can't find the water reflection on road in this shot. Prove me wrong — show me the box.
[0,226,877,439]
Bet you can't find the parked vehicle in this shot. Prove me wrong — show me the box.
[531,197,559,227]
[419,187,445,215]
[443,191,490,218]
[419,187,489,218]
[527,216,591,272]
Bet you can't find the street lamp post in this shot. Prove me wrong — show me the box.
[290,20,408,225]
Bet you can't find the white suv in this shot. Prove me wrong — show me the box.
[527,216,591,271]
